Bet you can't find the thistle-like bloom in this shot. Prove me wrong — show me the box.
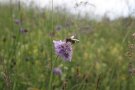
[14,19,21,25]
[19,28,28,34]
[53,40,72,61]
[53,67,62,76]
[55,25,62,31]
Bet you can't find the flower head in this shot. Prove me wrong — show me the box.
[53,40,72,61]
[53,67,62,76]
[14,19,21,25]
[55,25,62,31]
[19,28,28,34]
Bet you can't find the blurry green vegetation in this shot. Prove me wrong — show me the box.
[0,3,135,90]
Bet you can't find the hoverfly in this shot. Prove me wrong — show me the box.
[66,35,79,44]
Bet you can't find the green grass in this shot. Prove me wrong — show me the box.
[0,3,135,90]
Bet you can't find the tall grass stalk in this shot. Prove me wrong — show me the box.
[48,0,54,89]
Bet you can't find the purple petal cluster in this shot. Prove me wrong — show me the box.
[14,19,21,25]
[19,28,28,34]
[53,40,72,61]
[53,67,62,76]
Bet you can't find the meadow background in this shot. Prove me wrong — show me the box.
[0,1,135,90]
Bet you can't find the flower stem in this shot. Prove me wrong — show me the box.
[48,55,58,90]
[48,0,54,89]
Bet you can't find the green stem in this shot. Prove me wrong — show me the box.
[48,0,54,90]
[48,56,58,90]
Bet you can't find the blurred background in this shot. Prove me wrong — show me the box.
[0,0,135,90]
[1,0,135,20]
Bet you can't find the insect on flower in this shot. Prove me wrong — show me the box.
[53,35,79,61]
[19,28,28,34]
[66,35,79,44]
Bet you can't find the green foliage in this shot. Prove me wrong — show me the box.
[0,3,135,90]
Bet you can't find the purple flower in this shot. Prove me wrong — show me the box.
[19,28,28,34]
[55,25,62,31]
[14,19,21,25]
[53,67,62,76]
[53,40,72,61]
